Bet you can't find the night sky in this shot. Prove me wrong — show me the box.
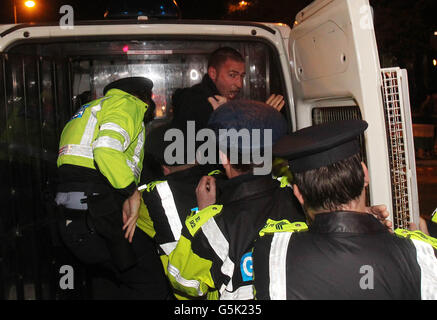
[0,0,313,24]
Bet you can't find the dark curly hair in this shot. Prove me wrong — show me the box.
[292,153,365,212]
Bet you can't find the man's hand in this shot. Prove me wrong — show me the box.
[366,204,393,232]
[265,94,285,112]
[208,95,228,110]
[122,189,141,243]
[196,176,217,210]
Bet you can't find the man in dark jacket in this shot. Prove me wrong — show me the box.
[171,47,284,131]
[253,120,437,300]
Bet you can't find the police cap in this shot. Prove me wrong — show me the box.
[208,99,288,153]
[103,76,153,98]
[272,119,368,173]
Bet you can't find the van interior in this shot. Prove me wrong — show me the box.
[0,38,287,299]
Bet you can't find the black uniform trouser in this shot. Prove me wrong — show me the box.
[57,207,173,300]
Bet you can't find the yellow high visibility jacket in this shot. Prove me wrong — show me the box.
[57,88,148,190]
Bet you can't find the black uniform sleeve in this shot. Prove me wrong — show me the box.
[253,234,274,300]
[143,187,179,245]
[118,181,137,198]
[172,87,213,130]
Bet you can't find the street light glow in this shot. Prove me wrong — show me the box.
[239,1,249,8]
[24,1,36,8]
[433,59,437,67]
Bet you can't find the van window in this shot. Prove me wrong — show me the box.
[9,39,287,120]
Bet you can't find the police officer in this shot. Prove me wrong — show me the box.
[166,100,306,300]
[55,77,170,299]
[137,123,224,299]
[253,120,437,300]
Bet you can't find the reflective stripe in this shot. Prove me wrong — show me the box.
[100,122,131,151]
[80,102,103,146]
[59,98,111,161]
[55,192,88,210]
[411,239,437,300]
[220,285,254,300]
[93,136,124,152]
[156,181,182,241]
[201,218,235,293]
[132,123,145,165]
[167,263,204,296]
[137,184,147,191]
[59,144,93,159]
[127,160,141,180]
[219,283,227,295]
[160,241,178,256]
[269,232,292,300]
[126,123,145,180]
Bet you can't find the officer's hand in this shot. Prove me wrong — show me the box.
[366,204,393,233]
[265,94,285,112]
[196,176,216,210]
[408,216,430,235]
[208,95,228,110]
[122,189,141,243]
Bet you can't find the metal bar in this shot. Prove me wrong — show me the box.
[381,68,412,230]
[0,54,7,300]
[32,56,44,300]
[51,61,61,139]
[67,59,74,116]
[10,56,24,300]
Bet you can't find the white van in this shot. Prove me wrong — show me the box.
[0,0,418,299]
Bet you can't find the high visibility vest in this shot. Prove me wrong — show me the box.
[137,169,224,300]
[57,88,147,189]
[165,176,306,300]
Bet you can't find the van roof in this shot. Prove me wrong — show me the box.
[0,19,284,38]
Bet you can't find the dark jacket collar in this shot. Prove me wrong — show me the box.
[200,74,220,96]
[217,174,278,204]
[309,211,388,234]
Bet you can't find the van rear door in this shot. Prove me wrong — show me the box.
[288,0,419,228]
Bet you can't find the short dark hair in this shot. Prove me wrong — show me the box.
[208,47,245,70]
[292,153,364,212]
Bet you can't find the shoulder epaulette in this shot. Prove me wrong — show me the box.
[137,180,166,193]
[208,170,223,176]
[259,219,308,237]
[185,205,223,237]
[277,176,290,189]
[395,228,437,250]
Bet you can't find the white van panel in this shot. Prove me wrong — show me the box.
[288,0,395,220]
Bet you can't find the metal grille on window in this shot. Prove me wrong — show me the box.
[381,68,419,230]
